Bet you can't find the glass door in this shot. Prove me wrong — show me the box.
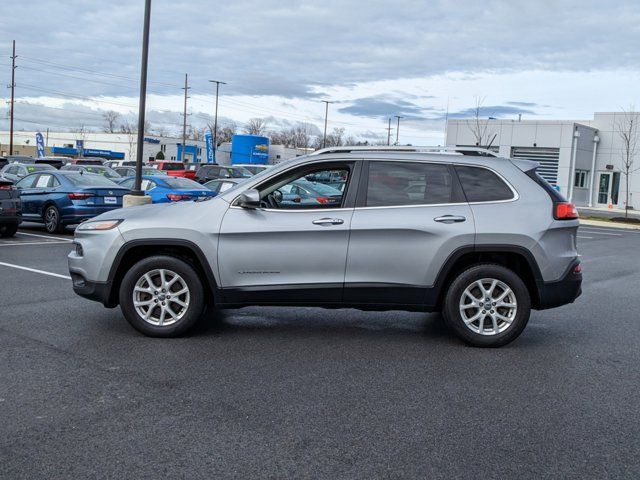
[597,172,611,205]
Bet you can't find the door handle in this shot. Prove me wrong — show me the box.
[434,215,466,224]
[312,218,344,226]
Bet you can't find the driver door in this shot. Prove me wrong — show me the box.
[218,161,359,304]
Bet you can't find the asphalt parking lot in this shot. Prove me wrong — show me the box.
[1,223,639,479]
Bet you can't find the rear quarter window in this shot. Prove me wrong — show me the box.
[455,166,515,202]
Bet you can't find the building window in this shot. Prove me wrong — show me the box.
[171,156,176,161]
[574,170,588,188]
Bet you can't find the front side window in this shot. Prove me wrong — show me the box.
[366,161,453,207]
[256,165,350,210]
[455,165,514,202]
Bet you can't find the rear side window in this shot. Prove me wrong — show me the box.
[366,161,454,207]
[455,166,514,202]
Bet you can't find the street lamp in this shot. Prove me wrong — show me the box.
[394,115,403,145]
[209,80,226,162]
[321,100,333,148]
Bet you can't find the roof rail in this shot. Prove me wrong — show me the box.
[308,146,500,157]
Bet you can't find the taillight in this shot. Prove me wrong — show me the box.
[167,193,192,202]
[0,185,12,190]
[573,263,582,274]
[68,192,94,200]
[316,197,330,204]
[554,202,578,220]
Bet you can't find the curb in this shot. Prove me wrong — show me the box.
[580,219,640,230]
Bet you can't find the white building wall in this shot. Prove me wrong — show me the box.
[446,114,640,210]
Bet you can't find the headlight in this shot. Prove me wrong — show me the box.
[77,219,123,231]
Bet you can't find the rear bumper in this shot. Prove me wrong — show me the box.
[536,259,582,310]
[0,214,22,224]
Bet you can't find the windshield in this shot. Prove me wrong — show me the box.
[160,163,185,171]
[25,164,55,173]
[162,176,206,189]
[65,173,121,187]
[84,166,121,179]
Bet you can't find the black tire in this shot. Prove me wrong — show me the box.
[442,264,531,347]
[43,205,64,233]
[119,255,206,337]
[0,223,18,238]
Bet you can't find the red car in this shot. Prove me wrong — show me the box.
[149,161,196,180]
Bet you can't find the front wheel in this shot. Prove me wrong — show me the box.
[0,223,18,238]
[119,255,205,337]
[442,264,531,347]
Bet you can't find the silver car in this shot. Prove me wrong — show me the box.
[68,147,582,347]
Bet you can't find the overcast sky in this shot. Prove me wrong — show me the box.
[2,0,640,144]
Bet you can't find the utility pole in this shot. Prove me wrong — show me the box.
[208,79,226,162]
[386,118,393,146]
[9,40,16,155]
[126,0,152,204]
[181,73,190,162]
[321,100,332,148]
[394,115,403,145]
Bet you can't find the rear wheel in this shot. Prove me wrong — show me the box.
[0,223,18,238]
[43,205,64,233]
[119,255,205,337]
[443,264,531,347]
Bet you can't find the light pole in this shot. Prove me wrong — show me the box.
[394,115,403,145]
[321,100,333,148]
[131,0,151,197]
[209,80,226,162]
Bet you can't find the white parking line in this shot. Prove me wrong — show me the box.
[16,232,73,242]
[578,229,623,236]
[0,262,71,280]
[577,236,593,239]
[0,241,70,247]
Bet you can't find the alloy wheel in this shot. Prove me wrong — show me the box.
[458,278,517,335]
[132,269,191,326]
[45,207,58,232]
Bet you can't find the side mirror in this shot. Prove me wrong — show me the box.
[237,188,261,209]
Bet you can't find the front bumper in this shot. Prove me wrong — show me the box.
[536,259,582,310]
[70,272,115,307]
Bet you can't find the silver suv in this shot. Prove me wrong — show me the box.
[68,147,582,347]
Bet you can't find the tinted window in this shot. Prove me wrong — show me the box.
[65,174,119,187]
[455,166,514,202]
[160,163,185,171]
[366,162,453,207]
[120,178,135,189]
[162,177,205,189]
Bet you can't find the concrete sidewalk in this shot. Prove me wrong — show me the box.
[580,218,640,230]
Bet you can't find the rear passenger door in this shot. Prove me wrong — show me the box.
[343,160,475,306]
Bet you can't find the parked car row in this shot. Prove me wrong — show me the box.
[0,158,279,235]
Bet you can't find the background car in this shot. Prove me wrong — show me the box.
[0,163,56,182]
[147,161,196,180]
[15,171,127,233]
[8,156,66,169]
[118,175,216,203]
[278,179,343,207]
[194,164,252,184]
[104,160,137,169]
[233,164,271,175]
[203,178,246,194]
[67,157,105,166]
[113,166,166,177]
[0,177,21,237]
[61,164,122,179]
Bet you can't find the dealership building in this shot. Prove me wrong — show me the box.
[446,112,639,210]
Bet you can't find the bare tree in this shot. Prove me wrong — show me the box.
[208,121,237,144]
[102,111,120,133]
[314,127,345,148]
[466,96,491,147]
[244,118,268,136]
[616,108,640,217]
[120,121,137,160]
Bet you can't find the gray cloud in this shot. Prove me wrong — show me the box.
[2,0,640,101]
[446,105,537,119]
[338,95,433,120]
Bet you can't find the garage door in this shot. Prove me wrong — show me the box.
[511,147,560,185]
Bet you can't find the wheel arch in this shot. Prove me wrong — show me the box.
[105,239,218,308]
[433,245,543,309]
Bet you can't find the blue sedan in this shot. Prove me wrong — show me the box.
[118,175,216,203]
[15,171,128,233]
